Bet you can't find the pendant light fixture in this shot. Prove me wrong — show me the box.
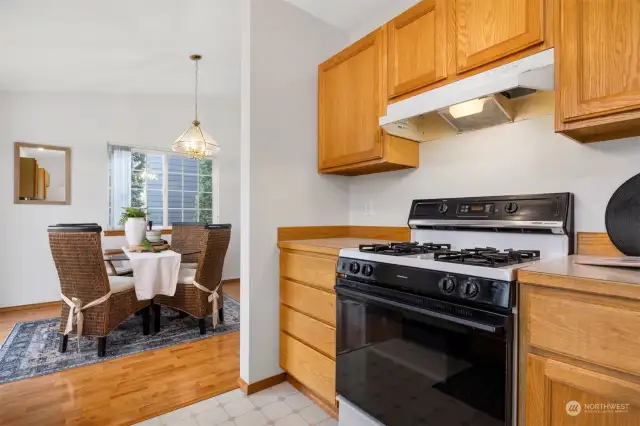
[172,54,220,159]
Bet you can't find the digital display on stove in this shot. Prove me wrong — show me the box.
[458,203,494,214]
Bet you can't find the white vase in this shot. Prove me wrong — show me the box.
[124,218,146,246]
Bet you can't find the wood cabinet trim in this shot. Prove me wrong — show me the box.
[524,285,640,377]
[387,0,449,98]
[318,27,386,170]
[456,0,545,73]
[557,0,640,124]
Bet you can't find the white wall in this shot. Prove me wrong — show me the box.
[349,115,640,231]
[240,0,350,384]
[0,91,240,308]
[348,0,420,42]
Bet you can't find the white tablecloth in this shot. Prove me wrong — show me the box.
[123,248,182,300]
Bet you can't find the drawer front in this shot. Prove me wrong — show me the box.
[281,305,336,359]
[280,332,336,405]
[281,279,336,326]
[280,251,337,292]
[526,289,640,376]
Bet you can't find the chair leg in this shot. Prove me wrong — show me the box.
[59,334,68,353]
[153,303,161,333]
[142,306,150,336]
[218,300,224,324]
[198,318,206,335]
[97,337,107,357]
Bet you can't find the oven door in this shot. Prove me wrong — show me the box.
[336,279,513,426]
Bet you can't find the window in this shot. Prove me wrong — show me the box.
[109,145,218,228]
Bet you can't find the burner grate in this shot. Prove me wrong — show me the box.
[359,242,451,256]
[434,247,541,267]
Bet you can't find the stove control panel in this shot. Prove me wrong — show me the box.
[337,258,513,311]
[408,192,573,236]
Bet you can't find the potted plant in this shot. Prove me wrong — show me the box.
[119,207,147,246]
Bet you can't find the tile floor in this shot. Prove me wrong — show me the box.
[135,382,338,426]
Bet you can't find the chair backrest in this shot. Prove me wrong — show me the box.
[171,222,207,264]
[195,224,231,290]
[48,224,111,302]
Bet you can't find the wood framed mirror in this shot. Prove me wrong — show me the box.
[14,142,71,205]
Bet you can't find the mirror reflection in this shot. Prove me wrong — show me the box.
[15,142,70,204]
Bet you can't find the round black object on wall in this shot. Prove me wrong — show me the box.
[605,173,640,256]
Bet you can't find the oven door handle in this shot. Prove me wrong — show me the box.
[336,286,504,334]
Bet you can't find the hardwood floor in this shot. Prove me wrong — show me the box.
[0,280,242,426]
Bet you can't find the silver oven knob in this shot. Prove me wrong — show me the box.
[438,275,456,294]
[349,261,360,274]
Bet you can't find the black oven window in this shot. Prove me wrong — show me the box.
[337,294,508,426]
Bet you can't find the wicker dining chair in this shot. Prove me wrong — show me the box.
[155,224,231,334]
[171,222,208,269]
[48,224,151,357]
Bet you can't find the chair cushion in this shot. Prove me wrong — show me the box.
[108,275,136,293]
[178,268,196,285]
[181,262,198,269]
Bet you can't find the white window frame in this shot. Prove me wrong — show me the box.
[110,144,220,228]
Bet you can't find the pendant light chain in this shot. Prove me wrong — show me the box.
[194,58,199,122]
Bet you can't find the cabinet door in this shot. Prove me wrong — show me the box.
[318,28,386,170]
[524,354,640,425]
[388,0,449,98]
[456,0,544,73]
[557,0,640,123]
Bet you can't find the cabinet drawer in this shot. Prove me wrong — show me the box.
[280,279,336,326]
[280,332,336,405]
[526,289,640,376]
[281,305,336,359]
[280,251,337,291]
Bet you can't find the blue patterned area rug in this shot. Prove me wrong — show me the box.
[0,294,240,385]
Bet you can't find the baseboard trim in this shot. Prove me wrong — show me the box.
[0,301,59,313]
[287,375,338,419]
[237,372,287,395]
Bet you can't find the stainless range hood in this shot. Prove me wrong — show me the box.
[380,49,555,142]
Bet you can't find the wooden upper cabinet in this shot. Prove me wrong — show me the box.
[318,28,386,170]
[456,0,544,73]
[387,0,450,98]
[557,0,640,124]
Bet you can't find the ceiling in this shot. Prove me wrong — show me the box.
[0,0,241,96]
[283,0,415,34]
[0,0,415,96]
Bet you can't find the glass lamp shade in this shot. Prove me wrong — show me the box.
[172,120,220,159]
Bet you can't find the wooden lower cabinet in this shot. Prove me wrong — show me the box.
[520,284,640,425]
[280,332,336,405]
[279,247,338,409]
[525,354,640,425]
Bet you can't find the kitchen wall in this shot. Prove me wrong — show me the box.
[0,91,240,308]
[240,0,350,384]
[349,115,640,230]
[348,0,420,42]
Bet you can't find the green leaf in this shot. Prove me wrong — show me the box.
[118,207,147,226]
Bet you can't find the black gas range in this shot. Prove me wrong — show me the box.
[334,193,574,426]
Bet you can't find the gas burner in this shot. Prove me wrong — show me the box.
[434,248,541,268]
[359,242,451,256]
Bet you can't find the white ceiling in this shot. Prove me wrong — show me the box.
[0,0,241,96]
[283,0,417,35]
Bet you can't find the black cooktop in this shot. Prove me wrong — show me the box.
[359,242,451,256]
[434,247,540,268]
